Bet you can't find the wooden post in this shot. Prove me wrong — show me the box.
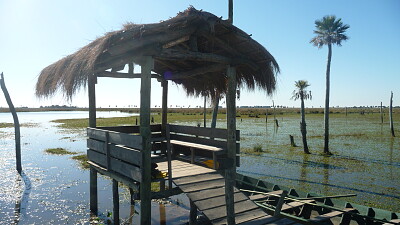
[228,0,233,24]
[289,135,297,147]
[89,166,98,215]
[274,190,288,216]
[0,72,22,173]
[88,74,98,216]
[390,92,395,137]
[380,102,383,124]
[225,65,236,225]
[112,179,119,225]
[139,56,153,225]
[204,95,207,128]
[161,80,168,135]
[189,200,197,225]
[88,75,97,128]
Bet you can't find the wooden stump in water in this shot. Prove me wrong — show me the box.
[289,135,297,147]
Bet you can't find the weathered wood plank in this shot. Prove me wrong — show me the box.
[87,139,142,166]
[97,71,161,79]
[170,140,223,152]
[194,192,248,211]
[281,200,315,212]
[177,178,225,193]
[248,190,284,201]
[87,149,141,181]
[186,187,238,202]
[169,124,239,140]
[213,212,275,225]
[98,124,162,134]
[87,128,142,150]
[309,208,354,222]
[203,199,259,221]
[172,172,222,186]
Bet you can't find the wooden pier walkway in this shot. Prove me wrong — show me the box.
[158,160,300,225]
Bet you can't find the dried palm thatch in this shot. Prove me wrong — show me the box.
[36,6,279,100]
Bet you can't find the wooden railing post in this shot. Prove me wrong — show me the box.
[139,56,153,225]
[225,66,237,225]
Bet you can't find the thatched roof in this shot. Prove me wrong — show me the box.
[36,6,279,99]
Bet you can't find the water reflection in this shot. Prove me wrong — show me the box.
[12,171,31,225]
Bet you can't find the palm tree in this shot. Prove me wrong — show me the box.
[292,80,312,154]
[310,15,349,154]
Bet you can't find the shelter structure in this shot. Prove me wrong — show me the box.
[36,7,279,224]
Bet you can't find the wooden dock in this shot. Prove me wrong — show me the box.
[158,160,300,225]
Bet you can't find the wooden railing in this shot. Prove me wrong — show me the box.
[86,124,240,182]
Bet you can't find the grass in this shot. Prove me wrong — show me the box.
[0,122,39,128]
[72,154,90,169]
[242,144,265,154]
[44,148,77,155]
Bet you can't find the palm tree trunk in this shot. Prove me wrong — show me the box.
[324,43,332,154]
[211,95,220,129]
[300,96,310,154]
[390,92,395,137]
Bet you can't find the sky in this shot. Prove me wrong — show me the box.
[0,0,399,109]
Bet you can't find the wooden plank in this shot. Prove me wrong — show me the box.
[249,190,284,201]
[177,178,225,193]
[212,210,273,225]
[97,71,161,79]
[88,161,139,192]
[281,200,315,211]
[194,192,248,211]
[87,149,142,181]
[187,187,239,202]
[170,140,223,152]
[169,124,240,141]
[170,134,227,149]
[97,124,161,134]
[203,199,259,221]
[87,139,142,167]
[309,208,354,222]
[87,128,142,150]
[162,35,190,48]
[173,172,222,186]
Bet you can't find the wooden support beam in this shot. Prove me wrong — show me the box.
[161,80,168,134]
[88,75,96,128]
[163,35,190,49]
[90,166,98,215]
[157,49,231,64]
[96,71,162,80]
[139,56,153,225]
[112,179,120,225]
[225,65,237,225]
[108,27,197,56]
[189,200,198,225]
[165,64,225,80]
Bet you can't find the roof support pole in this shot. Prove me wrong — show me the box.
[225,65,237,225]
[139,56,153,225]
[88,74,98,216]
[88,75,97,128]
[161,80,168,135]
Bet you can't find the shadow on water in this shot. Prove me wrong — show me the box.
[13,171,31,225]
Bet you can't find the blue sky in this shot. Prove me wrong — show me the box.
[0,0,399,108]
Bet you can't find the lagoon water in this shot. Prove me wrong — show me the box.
[0,111,399,224]
[0,111,189,224]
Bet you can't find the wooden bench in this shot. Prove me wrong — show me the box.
[310,208,355,223]
[168,124,240,169]
[169,139,223,169]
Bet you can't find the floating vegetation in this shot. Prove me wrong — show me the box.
[0,122,39,128]
[71,154,89,169]
[0,122,13,128]
[242,144,266,154]
[44,148,77,155]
